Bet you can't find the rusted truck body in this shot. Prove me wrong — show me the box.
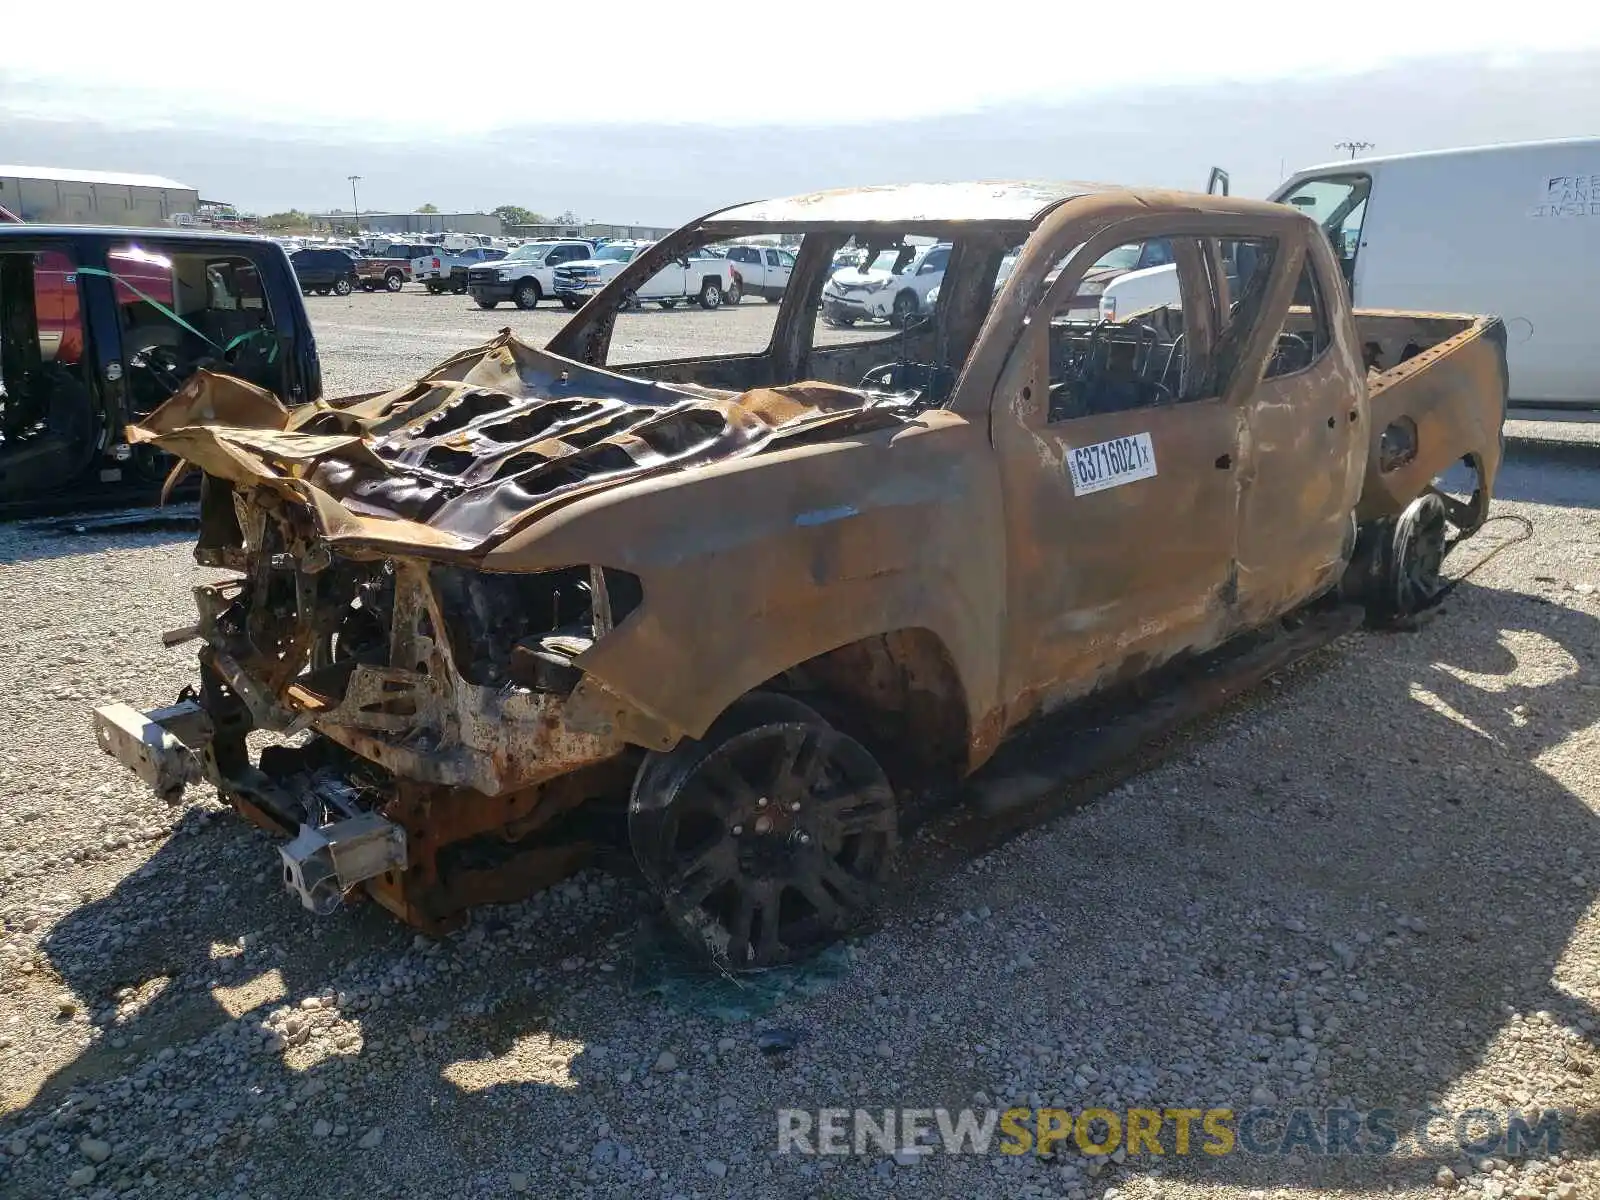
[93,182,1506,967]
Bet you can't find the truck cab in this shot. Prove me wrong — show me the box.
[0,225,317,503]
[723,244,796,302]
[552,242,738,310]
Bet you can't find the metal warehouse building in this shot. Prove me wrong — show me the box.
[0,165,199,227]
[315,211,503,236]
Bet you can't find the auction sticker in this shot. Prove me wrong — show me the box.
[1066,432,1157,496]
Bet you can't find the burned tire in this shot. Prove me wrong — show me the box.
[1384,493,1450,618]
[629,692,896,970]
[1359,493,1450,622]
[332,275,353,297]
[513,279,542,310]
[384,271,404,292]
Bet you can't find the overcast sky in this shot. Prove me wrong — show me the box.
[4,2,1600,222]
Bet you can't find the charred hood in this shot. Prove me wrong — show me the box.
[131,332,913,559]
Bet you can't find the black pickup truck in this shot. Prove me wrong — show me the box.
[0,225,319,506]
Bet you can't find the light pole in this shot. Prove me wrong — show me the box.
[1334,141,1373,160]
[348,175,362,235]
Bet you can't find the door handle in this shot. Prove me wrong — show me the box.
[1214,453,1232,470]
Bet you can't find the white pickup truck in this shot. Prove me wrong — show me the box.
[551,242,740,311]
[722,244,796,302]
[411,246,507,295]
[464,239,596,310]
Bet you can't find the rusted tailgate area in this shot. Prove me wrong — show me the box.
[1352,311,1508,527]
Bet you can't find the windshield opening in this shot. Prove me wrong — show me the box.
[549,228,1012,417]
[1090,245,1142,272]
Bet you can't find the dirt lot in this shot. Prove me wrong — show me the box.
[2,290,1599,1200]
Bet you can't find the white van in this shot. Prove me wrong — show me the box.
[1100,138,1600,417]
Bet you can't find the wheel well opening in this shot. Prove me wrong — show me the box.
[763,628,969,790]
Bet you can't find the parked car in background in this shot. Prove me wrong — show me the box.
[822,242,949,326]
[723,244,795,302]
[355,242,433,292]
[466,239,595,310]
[290,247,358,296]
[412,245,507,294]
[1098,138,1600,418]
[926,245,1021,311]
[552,242,739,310]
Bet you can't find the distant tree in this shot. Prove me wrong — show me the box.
[261,209,310,231]
[491,204,546,230]
[416,203,440,213]
[555,209,580,225]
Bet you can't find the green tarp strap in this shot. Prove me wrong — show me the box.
[79,267,279,363]
[223,327,279,363]
[76,267,223,353]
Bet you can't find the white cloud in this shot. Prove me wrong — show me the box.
[8,1,1600,133]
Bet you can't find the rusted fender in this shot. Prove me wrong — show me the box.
[482,410,1008,762]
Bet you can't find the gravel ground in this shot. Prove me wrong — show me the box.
[2,291,1599,1200]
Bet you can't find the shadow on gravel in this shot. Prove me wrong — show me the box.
[1001,580,1600,1195]
[0,509,200,566]
[1491,436,1600,510]
[10,582,1600,1196]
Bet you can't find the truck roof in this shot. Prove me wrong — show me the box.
[707,181,1113,228]
[1293,135,1600,176]
[0,223,271,245]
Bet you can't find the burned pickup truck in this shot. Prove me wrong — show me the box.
[93,182,1506,968]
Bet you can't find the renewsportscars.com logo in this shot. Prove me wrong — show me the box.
[776,1105,1567,1159]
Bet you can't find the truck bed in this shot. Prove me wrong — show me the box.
[1355,311,1506,527]
[1281,309,1507,529]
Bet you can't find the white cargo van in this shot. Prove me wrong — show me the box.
[1099,138,1600,417]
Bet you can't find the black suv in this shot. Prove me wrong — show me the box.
[0,225,319,506]
[290,247,357,297]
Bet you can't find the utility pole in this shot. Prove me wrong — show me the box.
[1334,141,1373,160]
[348,175,362,235]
